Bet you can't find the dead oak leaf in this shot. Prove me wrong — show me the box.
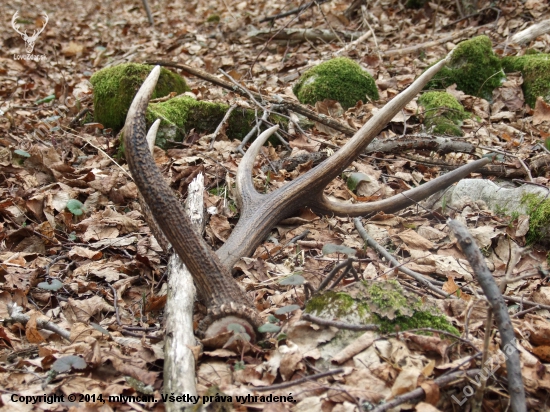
[26,312,46,343]
[533,97,550,126]
[66,295,114,324]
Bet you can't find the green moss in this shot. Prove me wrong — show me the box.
[90,63,189,132]
[521,193,550,244]
[305,280,458,336]
[418,91,470,136]
[293,57,379,109]
[146,96,278,148]
[206,14,220,23]
[306,291,369,321]
[502,54,550,107]
[425,36,504,101]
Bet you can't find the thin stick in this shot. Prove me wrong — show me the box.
[302,313,379,331]
[254,368,344,392]
[354,218,453,299]
[371,369,483,412]
[141,0,154,25]
[208,105,236,149]
[7,303,71,341]
[145,60,357,136]
[259,0,332,23]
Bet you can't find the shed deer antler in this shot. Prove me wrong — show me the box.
[11,11,48,54]
[123,57,490,340]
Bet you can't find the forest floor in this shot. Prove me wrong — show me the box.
[1,0,550,411]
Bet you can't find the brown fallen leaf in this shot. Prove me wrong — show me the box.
[26,312,45,344]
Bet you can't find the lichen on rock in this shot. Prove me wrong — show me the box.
[90,63,189,131]
[293,57,379,109]
[425,36,504,101]
[418,91,470,136]
[502,53,550,107]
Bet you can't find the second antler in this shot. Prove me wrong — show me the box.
[123,51,490,340]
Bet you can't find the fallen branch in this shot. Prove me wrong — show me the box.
[248,28,362,44]
[380,25,480,57]
[7,303,71,341]
[366,135,477,155]
[509,18,550,45]
[259,0,332,23]
[371,369,483,412]
[354,218,453,299]
[144,60,357,136]
[141,0,153,25]
[254,368,344,392]
[162,176,204,405]
[301,312,379,331]
[448,219,526,412]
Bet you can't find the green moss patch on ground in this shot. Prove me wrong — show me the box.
[502,53,550,107]
[521,193,550,245]
[305,280,459,336]
[146,96,282,148]
[90,63,189,132]
[418,91,470,136]
[293,57,379,109]
[425,36,504,101]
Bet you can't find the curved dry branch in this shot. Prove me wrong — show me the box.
[312,158,490,216]
[123,66,261,339]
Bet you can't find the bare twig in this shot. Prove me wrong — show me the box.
[371,369,483,412]
[208,105,236,149]
[7,303,71,341]
[302,312,379,331]
[354,218,453,299]
[145,60,357,136]
[259,0,332,23]
[141,0,154,25]
[254,368,344,391]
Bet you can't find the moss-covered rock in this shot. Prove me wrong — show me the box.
[146,96,283,148]
[425,36,504,101]
[305,280,459,335]
[90,63,190,131]
[502,53,550,107]
[521,193,550,245]
[418,91,470,136]
[293,57,379,109]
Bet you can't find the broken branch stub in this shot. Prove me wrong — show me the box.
[123,47,489,339]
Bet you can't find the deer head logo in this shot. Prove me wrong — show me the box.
[11,11,49,54]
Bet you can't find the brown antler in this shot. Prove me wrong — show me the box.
[123,67,262,340]
[124,52,489,338]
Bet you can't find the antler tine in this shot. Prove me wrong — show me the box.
[11,11,25,36]
[235,125,279,210]
[146,119,161,154]
[124,66,262,340]
[36,13,49,35]
[311,157,491,216]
